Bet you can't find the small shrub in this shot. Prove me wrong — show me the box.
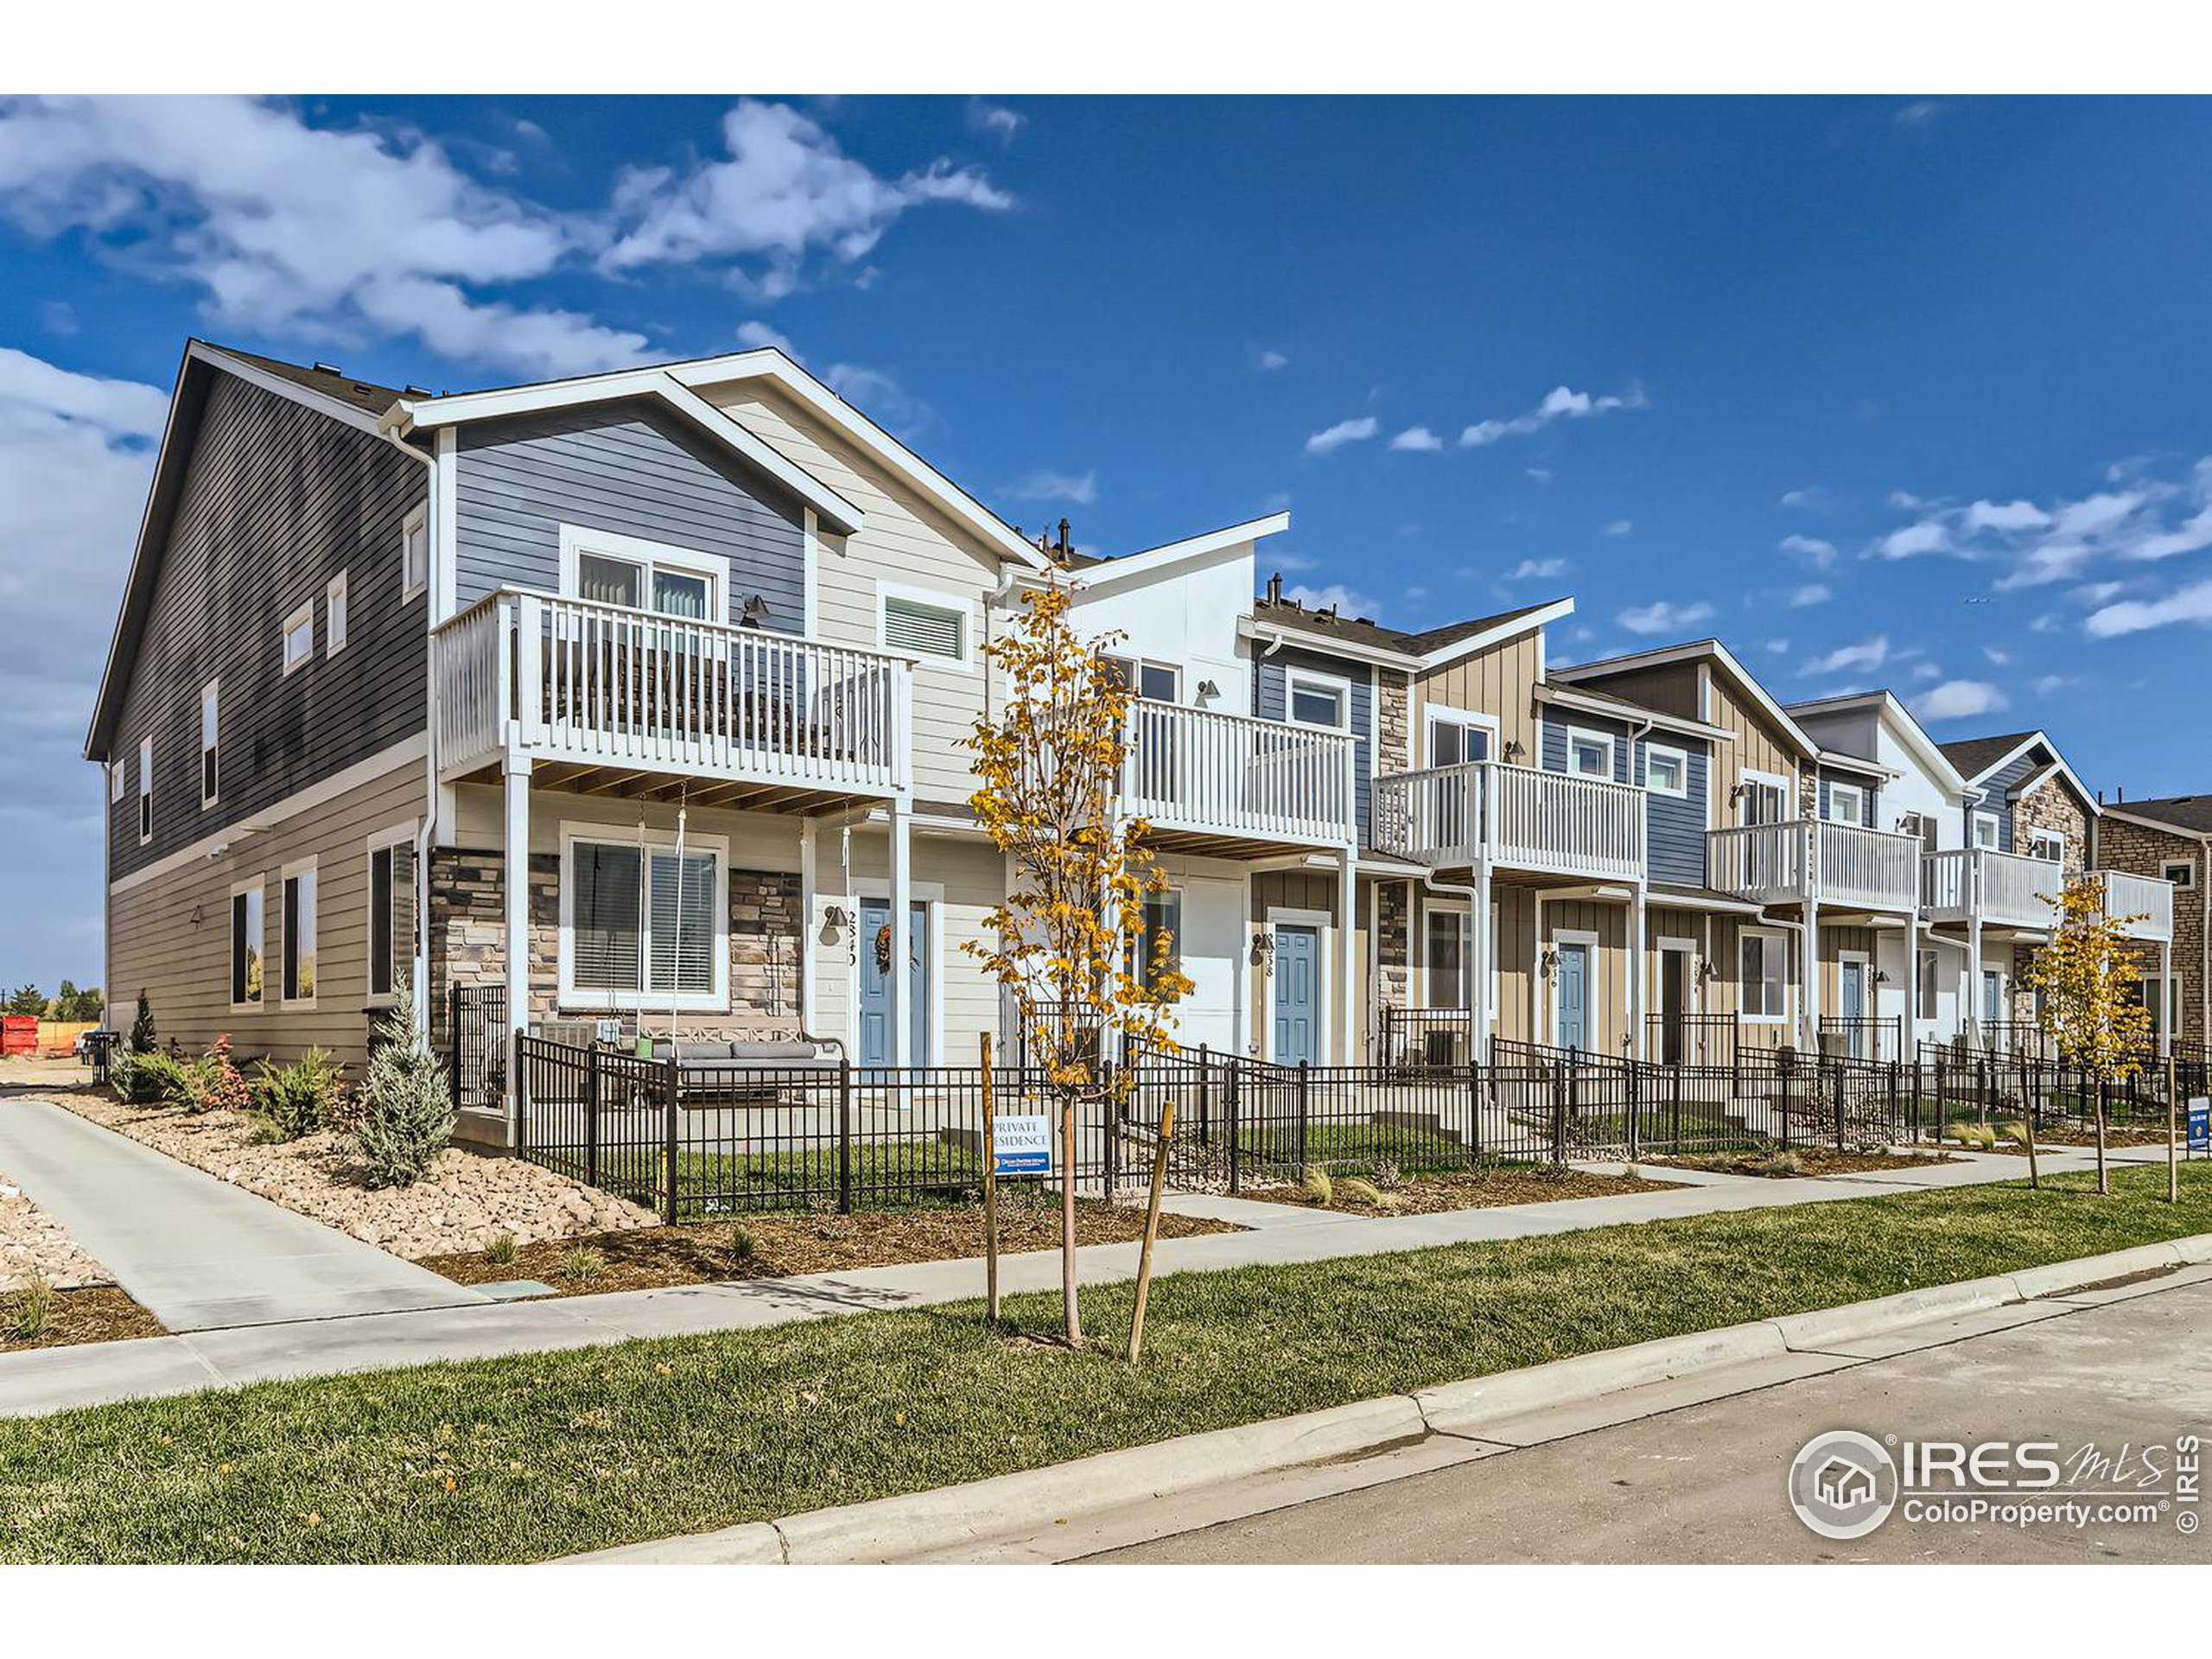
[1753,1150,1806,1177]
[112,1050,188,1106]
[4,1274,55,1344]
[1297,1165,1334,1206]
[181,1037,250,1116]
[559,1246,606,1283]
[482,1232,519,1267]
[1947,1122,1999,1151]
[728,1224,757,1262]
[248,1048,345,1141]
[352,981,454,1189]
[1997,1120,2033,1149]
[129,990,156,1055]
[1370,1158,1403,1191]
[1338,1176,1402,1211]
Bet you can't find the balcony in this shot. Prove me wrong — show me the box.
[1707,819,1919,912]
[2099,870,2175,943]
[1922,849,2062,931]
[1373,760,1646,882]
[434,589,910,804]
[1119,700,1355,850]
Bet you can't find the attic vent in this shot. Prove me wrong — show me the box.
[881,594,966,661]
[311,362,341,375]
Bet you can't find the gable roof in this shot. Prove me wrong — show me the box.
[2104,794,2212,836]
[85,340,429,761]
[1786,689,1972,798]
[1936,728,2098,816]
[1065,512,1290,591]
[1555,638,1823,762]
[1535,680,1735,743]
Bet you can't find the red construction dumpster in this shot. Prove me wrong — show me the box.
[0,1015,37,1056]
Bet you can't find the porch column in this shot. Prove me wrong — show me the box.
[1470,863,1493,1064]
[1338,848,1357,1064]
[1629,884,1648,1060]
[1530,891,1546,1042]
[1966,854,1985,1046]
[798,818,817,1039]
[888,797,912,1068]
[502,750,531,1120]
[1801,899,1821,1053]
[1906,908,1921,1058]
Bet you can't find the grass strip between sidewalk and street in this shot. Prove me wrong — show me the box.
[4,1162,2209,1564]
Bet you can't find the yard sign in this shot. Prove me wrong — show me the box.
[993,1113,1052,1176]
[2189,1097,2209,1154]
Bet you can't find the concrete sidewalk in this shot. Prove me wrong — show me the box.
[0,1099,487,1332]
[0,1140,2147,1420]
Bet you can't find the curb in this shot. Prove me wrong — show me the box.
[563,1230,2212,1566]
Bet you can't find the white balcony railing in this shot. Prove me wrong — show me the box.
[1707,819,1919,912]
[1373,760,1645,881]
[433,589,910,796]
[1120,700,1354,846]
[1921,853,2171,941]
[2101,870,2175,942]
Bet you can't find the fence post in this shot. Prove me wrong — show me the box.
[1466,1054,1483,1160]
[1780,1051,1793,1152]
[1295,1060,1311,1175]
[1833,1064,1846,1154]
[837,1059,853,1216]
[513,1032,529,1155]
[448,983,463,1108]
[1103,1057,1121,1201]
[1227,1059,1242,1196]
[1626,1058,1642,1160]
[660,1053,679,1227]
[1887,1061,1900,1146]
[583,1041,599,1191]
[1550,1063,1567,1165]
[1197,1044,1211,1147]
[1671,1058,1683,1155]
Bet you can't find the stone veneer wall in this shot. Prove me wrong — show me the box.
[1375,674,1411,776]
[2005,778,2094,1021]
[426,848,804,1053]
[1376,879,1410,1013]
[2097,816,2208,1046]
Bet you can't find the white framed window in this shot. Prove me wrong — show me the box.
[1916,948,1939,1020]
[877,580,973,667]
[200,680,219,809]
[326,570,348,654]
[229,876,264,1008]
[1740,927,1788,1021]
[137,736,152,845]
[1971,810,2001,850]
[1286,669,1352,732]
[1827,781,1866,827]
[281,860,318,1007]
[1423,906,1468,1008]
[1643,742,1689,798]
[1133,888,1182,992]
[2133,975,2183,1043]
[366,824,419,1005]
[1425,707,1496,768]
[401,504,429,601]
[1738,770,1790,826]
[109,760,124,804]
[1565,726,1616,780]
[1107,656,1180,702]
[2029,828,2065,865]
[559,828,730,1011]
[282,603,315,675]
[2162,859,2195,890]
[561,525,728,623]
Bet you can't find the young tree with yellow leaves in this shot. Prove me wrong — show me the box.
[964,582,1193,1345]
[2026,874,2153,1196]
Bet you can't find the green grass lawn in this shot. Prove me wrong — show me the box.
[4,1162,2209,1564]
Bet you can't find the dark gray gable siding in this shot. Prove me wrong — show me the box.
[1640,736,1710,887]
[453,400,807,631]
[1818,771,1882,826]
[1974,748,2041,848]
[1253,645,1373,844]
[109,372,427,881]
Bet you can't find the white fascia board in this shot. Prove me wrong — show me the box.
[1559,637,1822,762]
[1817,747,1903,782]
[1419,597,1575,671]
[1535,683,1734,744]
[1074,512,1291,592]
[1236,617,1423,671]
[1789,688,1970,796]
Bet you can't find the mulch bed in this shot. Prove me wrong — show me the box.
[1655,1148,1961,1179]
[1236,1165,1686,1216]
[1979,1128,2181,1154]
[1,1284,166,1353]
[416,1199,1240,1298]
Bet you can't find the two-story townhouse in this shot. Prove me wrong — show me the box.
[1936,731,2173,1053]
[1552,641,1916,1059]
[2093,793,2208,1051]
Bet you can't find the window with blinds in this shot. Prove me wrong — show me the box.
[569,840,721,1000]
[369,839,417,1001]
[881,593,966,661]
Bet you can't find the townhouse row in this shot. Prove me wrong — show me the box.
[86,341,2209,1144]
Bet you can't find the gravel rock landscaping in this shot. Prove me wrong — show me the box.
[0,1166,107,1292]
[51,1093,658,1260]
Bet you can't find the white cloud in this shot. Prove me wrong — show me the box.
[1895,99,1943,127]
[1787,583,1832,608]
[2031,674,2075,697]
[603,99,1011,298]
[1251,346,1289,371]
[1524,467,1554,483]
[1963,499,2050,532]
[0,93,648,377]
[734,320,798,355]
[968,101,1026,142]
[1766,638,1790,654]
[1617,599,1714,636]
[1780,486,1832,511]
[1875,520,1952,561]
[1389,425,1444,453]
[1982,645,2012,665]
[818,361,932,439]
[1915,680,2010,721]
[999,468,1098,506]
[1603,519,1632,537]
[1802,635,1890,676]
[1459,382,1646,448]
[1506,557,1567,581]
[1909,662,1942,682]
[2084,578,2212,639]
[1781,533,1838,569]
[1305,416,1378,456]
[1284,582,1374,617]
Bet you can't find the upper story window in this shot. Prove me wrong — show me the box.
[401,505,429,601]
[327,570,348,655]
[137,736,152,845]
[2163,859,2196,890]
[1108,657,1180,702]
[1901,810,1936,852]
[1287,670,1351,731]
[109,759,124,804]
[566,527,726,622]
[1427,709,1494,768]
[1565,728,1615,780]
[200,681,219,808]
[1738,772,1790,825]
[1643,743,1689,798]
[282,603,315,674]
[1827,781,1866,827]
[2029,828,2065,865]
[878,582,970,666]
[1971,810,2002,850]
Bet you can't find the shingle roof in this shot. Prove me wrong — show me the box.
[1936,732,2040,779]
[2111,794,2212,834]
[1247,594,1565,660]
[1397,599,1563,654]
[212,346,407,415]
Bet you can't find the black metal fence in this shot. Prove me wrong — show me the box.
[449,983,508,1113]
[1820,1015,1904,1064]
[1644,1012,1740,1067]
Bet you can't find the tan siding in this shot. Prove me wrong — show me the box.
[1410,632,1542,764]
[1576,663,1700,722]
[110,759,423,1072]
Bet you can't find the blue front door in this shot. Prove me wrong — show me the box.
[858,899,929,1066]
[1555,941,1592,1052]
[1272,924,1319,1065]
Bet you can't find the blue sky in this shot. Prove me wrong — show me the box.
[4,92,2212,988]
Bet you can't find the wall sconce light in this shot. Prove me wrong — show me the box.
[740,594,770,626]
[1250,933,1275,971]
[1539,945,1560,980]
[1695,955,1719,985]
[1503,739,1526,764]
[1198,679,1221,701]
[1873,969,1891,986]
[1729,781,1749,803]
[820,904,851,945]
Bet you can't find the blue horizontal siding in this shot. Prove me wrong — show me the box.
[1254,646,1372,844]
[1641,737,1710,886]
